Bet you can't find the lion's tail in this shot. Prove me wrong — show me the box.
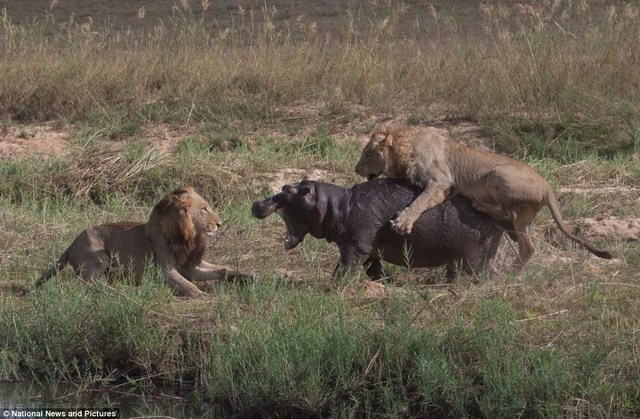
[35,246,71,288]
[546,191,613,259]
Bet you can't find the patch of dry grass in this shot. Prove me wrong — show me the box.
[0,2,639,156]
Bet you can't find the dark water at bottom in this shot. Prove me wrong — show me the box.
[0,381,200,418]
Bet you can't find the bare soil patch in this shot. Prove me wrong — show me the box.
[573,217,640,242]
[0,281,29,296]
[0,124,71,161]
[256,168,353,194]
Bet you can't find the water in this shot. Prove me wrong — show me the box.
[0,381,200,418]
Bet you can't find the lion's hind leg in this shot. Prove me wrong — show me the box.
[72,252,110,282]
[509,206,539,272]
[471,200,514,221]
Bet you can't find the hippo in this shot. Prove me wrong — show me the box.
[252,178,510,280]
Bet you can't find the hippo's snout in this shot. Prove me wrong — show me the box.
[251,199,277,219]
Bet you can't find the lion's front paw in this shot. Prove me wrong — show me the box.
[391,210,415,235]
[229,271,256,284]
[239,272,256,283]
[184,288,206,298]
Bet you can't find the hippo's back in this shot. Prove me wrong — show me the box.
[349,179,506,269]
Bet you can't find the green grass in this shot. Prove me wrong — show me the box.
[3,273,639,416]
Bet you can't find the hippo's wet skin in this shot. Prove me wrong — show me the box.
[252,179,509,280]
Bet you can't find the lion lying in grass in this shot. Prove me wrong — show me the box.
[355,125,612,271]
[36,187,252,297]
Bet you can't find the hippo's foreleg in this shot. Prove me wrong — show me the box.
[333,246,368,279]
[363,258,388,281]
[445,261,461,281]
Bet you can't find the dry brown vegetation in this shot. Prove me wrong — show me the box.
[0,0,639,157]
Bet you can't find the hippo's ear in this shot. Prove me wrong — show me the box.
[379,134,394,148]
[300,186,311,196]
[283,184,297,195]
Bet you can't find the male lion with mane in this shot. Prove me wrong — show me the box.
[355,125,612,271]
[36,187,252,297]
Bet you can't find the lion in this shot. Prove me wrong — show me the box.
[355,124,612,271]
[35,187,253,297]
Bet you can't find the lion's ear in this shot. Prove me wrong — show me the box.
[379,134,394,148]
[172,191,194,206]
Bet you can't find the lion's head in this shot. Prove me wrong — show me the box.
[355,129,400,180]
[147,187,222,268]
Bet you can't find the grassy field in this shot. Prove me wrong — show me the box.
[1,1,640,417]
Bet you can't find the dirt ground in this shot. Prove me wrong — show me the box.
[0,123,70,160]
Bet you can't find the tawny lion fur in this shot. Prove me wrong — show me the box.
[36,187,252,297]
[355,125,612,270]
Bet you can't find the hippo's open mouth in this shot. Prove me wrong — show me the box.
[276,208,303,250]
[252,191,310,250]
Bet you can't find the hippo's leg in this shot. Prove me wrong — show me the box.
[445,258,477,282]
[333,246,368,279]
[445,261,460,281]
[332,263,351,278]
[363,258,386,281]
[454,251,496,282]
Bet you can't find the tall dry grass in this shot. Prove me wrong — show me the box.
[0,1,638,154]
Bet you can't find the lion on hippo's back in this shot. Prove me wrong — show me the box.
[36,186,252,297]
[355,124,612,271]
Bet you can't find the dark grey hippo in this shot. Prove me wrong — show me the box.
[252,179,510,280]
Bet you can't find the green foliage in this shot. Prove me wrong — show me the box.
[0,277,173,382]
[6,282,631,416]
[495,119,630,163]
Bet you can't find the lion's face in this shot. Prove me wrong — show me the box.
[189,192,222,237]
[147,187,222,267]
[355,132,396,180]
